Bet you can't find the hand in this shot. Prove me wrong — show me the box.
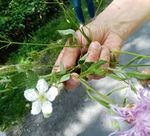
[53,0,150,90]
[53,18,122,90]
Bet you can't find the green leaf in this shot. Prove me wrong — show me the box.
[91,69,105,75]
[106,86,128,96]
[109,73,126,81]
[122,98,127,107]
[85,89,109,108]
[26,70,38,88]
[60,62,66,74]
[81,60,106,76]
[79,53,88,64]
[121,56,142,70]
[130,84,137,93]
[83,60,106,72]
[81,62,94,73]
[91,60,106,68]
[60,74,71,82]
[58,29,75,36]
[91,94,110,108]
[126,71,150,80]
[80,78,114,105]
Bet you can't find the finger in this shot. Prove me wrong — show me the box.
[85,41,102,80]
[90,46,110,80]
[52,48,65,72]
[61,45,80,90]
[61,38,81,69]
[61,47,80,70]
[64,73,80,91]
[85,41,102,62]
[52,38,81,72]
[99,46,110,68]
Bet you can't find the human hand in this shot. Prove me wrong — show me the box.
[52,19,122,90]
[53,0,150,90]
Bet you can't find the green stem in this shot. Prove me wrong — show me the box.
[85,89,110,108]
[121,56,142,70]
[119,64,150,67]
[0,64,32,76]
[79,77,114,104]
[55,0,79,28]
[114,50,150,59]
[0,40,49,46]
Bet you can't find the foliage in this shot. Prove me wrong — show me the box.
[0,0,45,37]
[8,16,76,65]
[0,0,69,40]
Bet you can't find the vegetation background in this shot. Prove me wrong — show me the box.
[0,0,109,131]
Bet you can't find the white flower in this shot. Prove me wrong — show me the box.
[24,79,59,118]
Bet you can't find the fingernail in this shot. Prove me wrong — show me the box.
[90,41,101,49]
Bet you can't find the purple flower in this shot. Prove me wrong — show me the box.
[139,87,150,103]
[109,87,150,136]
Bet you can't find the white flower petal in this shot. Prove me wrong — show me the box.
[42,101,53,118]
[31,101,42,115]
[46,86,58,102]
[36,79,49,93]
[24,89,38,101]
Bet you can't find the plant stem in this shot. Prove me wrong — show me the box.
[79,77,114,104]
[114,50,150,59]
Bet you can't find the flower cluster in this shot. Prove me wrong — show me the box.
[24,79,61,118]
[110,86,150,136]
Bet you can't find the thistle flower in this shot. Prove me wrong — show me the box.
[24,79,59,118]
[138,87,150,104]
[109,86,150,136]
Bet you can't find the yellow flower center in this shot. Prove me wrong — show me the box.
[38,94,46,102]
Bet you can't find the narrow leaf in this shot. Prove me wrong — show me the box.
[60,62,66,74]
[60,74,71,82]
[121,56,142,70]
[79,53,88,62]
[126,71,150,80]
[58,29,75,36]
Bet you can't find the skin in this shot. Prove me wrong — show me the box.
[53,0,150,90]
